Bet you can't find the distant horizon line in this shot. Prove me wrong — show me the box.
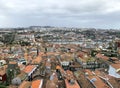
[0,25,119,30]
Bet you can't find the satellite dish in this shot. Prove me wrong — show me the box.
[12,77,21,85]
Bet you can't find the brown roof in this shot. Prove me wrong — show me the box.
[0,65,7,76]
[111,57,118,61]
[111,61,120,70]
[96,53,109,61]
[61,53,74,61]
[85,70,110,88]
[108,76,120,88]
[66,70,74,81]
[46,62,51,67]
[46,80,56,88]
[9,61,17,64]
[77,51,88,59]
[32,56,42,64]
[24,53,28,60]
[18,81,31,88]
[56,65,61,70]
[65,79,80,88]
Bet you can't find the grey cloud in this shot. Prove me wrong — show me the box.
[0,0,120,28]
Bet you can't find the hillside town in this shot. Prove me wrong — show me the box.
[0,26,120,88]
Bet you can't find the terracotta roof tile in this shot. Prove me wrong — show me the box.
[111,61,120,70]
[32,56,42,64]
[46,80,56,88]
[18,81,31,88]
[23,65,36,74]
[85,70,110,88]
[96,53,109,60]
[9,61,17,64]
[65,79,80,88]
[31,79,43,88]
[56,65,61,70]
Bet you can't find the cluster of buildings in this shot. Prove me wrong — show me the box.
[0,27,120,88]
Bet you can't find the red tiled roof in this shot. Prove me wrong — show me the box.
[65,79,80,88]
[46,80,56,88]
[32,56,42,64]
[23,65,36,74]
[85,70,110,88]
[9,61,17,64]
[77,51,88,59]
[31,79,43,88]
[56,65,61,70]
[111,61,120,70]
[66,70,74,82]
[96,53,109,60]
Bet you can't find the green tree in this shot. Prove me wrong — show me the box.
[2,33,15,45]
[19,41,31,46]
[91,50,97,57]
[6,69,14,85]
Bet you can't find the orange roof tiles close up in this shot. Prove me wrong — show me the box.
[23,65,36,74]
[31,79,43,88]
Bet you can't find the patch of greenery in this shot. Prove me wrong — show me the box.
[1,33,15,45]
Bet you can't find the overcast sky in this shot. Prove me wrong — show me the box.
[0,0,120,29]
